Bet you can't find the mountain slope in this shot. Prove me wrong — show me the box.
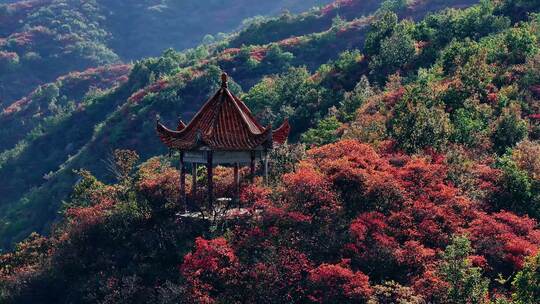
[0,0,333,108]
[0,0,488,248]
[2,0,540,302]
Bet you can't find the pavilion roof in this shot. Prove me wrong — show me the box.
[156,73,290,151]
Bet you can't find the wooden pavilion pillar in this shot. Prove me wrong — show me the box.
[234,163,240,205]
[179,151,187,210]
[263,152,269,185]
[250,151,256,182]
[207,151,214,208]
[191,164,197,202]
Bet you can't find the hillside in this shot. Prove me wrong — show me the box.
[0,0,333,108]
[2,0,540,302]
[0,0,398,248]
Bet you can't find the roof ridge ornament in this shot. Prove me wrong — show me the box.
[177,119,186,131]
[221,72,228,88]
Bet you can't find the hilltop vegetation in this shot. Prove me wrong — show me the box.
[1,0,540,302]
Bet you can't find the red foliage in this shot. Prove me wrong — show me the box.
[4,0,52,12]
[248,248,313,302]
[250,48,267,61]
[468,211,539,272]
[173,139,540,300]
[181,237,237,275]
[474,163,502,193]
[487,92,499,103]
[347,212,399,269]
[350,212,395,249]
[63,194,116,236]
[396,157,448,199]
[2,64,130,117]
[59,65,131,89]
[7,26,54,51]
[320,0,363,16]
[307,263,372,303]
[240,184,272,208]
[395,240,437,271]
[211,166,237,200]
[529,113,540,120]
[136,158,181,205]
[469,255,489,269]
[260,204,313,228]
[230,226,277,262]
[391,198,470,248]
[382,87,406,106]
[307,140,403,214]
[411,270,449,303]
[279,37,302,47]
[283,164,342,222]
[0,51,18,61]
[128,79,169,103]
[221,48,241,56]
[180,237,238,304]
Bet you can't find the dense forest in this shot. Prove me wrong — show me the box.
[1,0,540,302]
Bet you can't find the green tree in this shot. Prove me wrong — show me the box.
[451,99,492,146]
[243,67,322,135]
[301,114,341,146]
[126,49,182,91]
[339,75,374,121]
[380,0,408,13]
[0,52,19,72]
[496,0,540,22]
[259,44,294,73]
[392,101,452,153]
[454,0,510,39]
[439,236,490,304]
[391,83,453,153]
[268,143,306,185]
[513,252,540,304]
[64,169,107,210]
[364,11,398,57]
[458,50,494,104]
[34,83,60,106]
[492,105,529,154]
[496,153,539,219]
[202,34,215,45]
[319,50,364,91]
[369,22,416,83]
[504,25,538,64]
[440,39,480,76]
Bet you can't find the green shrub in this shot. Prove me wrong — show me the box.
[513,252,540,304]
[492,105,529,154]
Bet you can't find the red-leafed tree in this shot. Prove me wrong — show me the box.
[246,248,313,303]
[346,211,399,279]
[283,164,342,223]
[468,211,539,275]
[307,262,372,303]
[306,140,403,215]
[180,237,239,304]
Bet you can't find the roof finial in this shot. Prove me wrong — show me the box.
[221,72,228,88]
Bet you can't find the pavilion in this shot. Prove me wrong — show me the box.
[156,73,290,209]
